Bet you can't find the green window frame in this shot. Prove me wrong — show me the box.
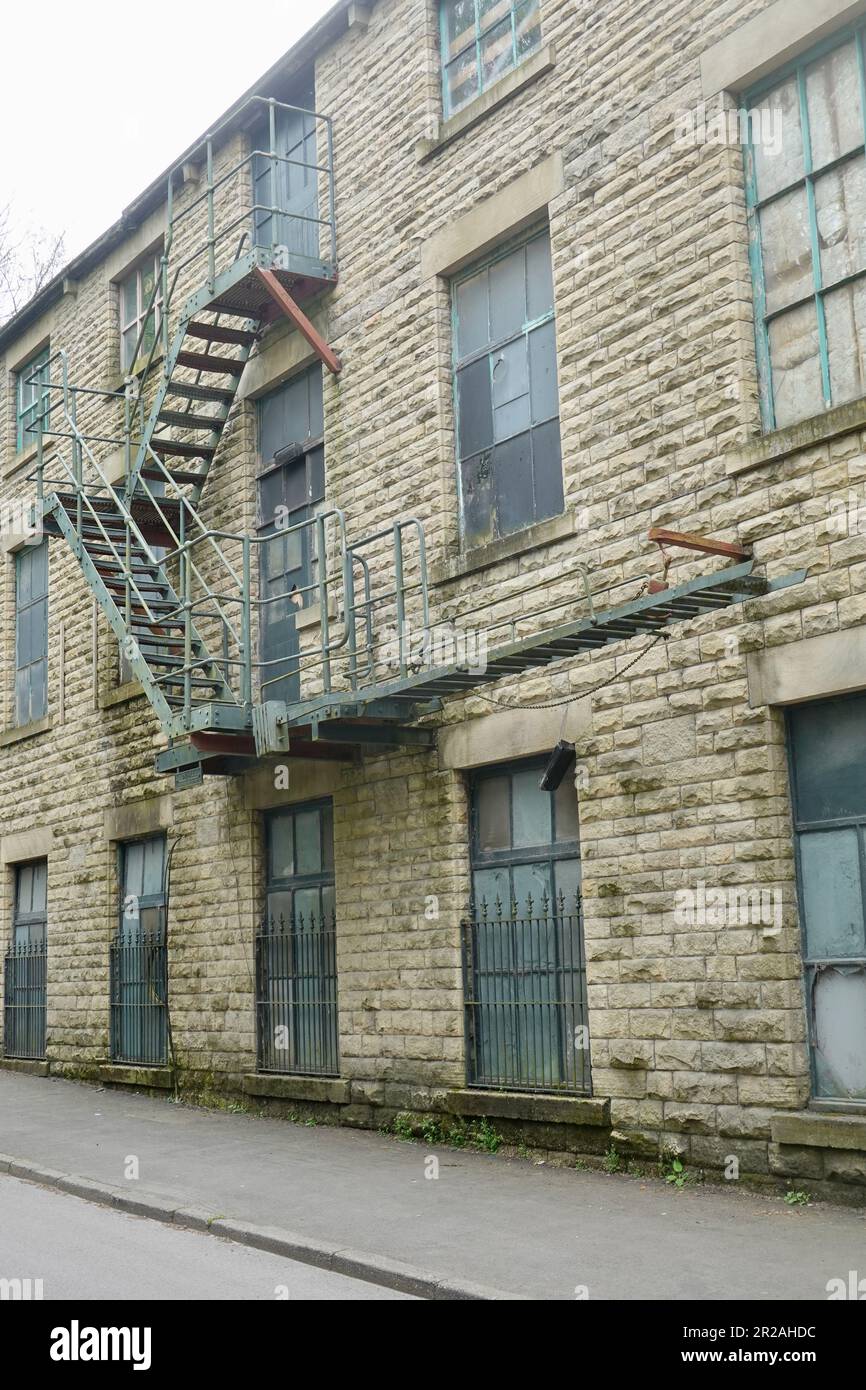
[787,694,866,1105]
[5,859,48,1061]
[440,0,542,119]
[258,801,338,1078]
[453,226,562,547]
[16,347,50,453]
[744,22,866,431]
[13,861,47,948]
[119,253,163,372]
[464,757,589,1094]
[112,835,167,1066]
[14,541,48,727]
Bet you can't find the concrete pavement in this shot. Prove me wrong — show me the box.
[0,1173,413,1300]
[1,1070,863,1300]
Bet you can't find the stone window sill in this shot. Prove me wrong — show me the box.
[416,43,556,163]
[771,1110,866,1150]
[445,1089,609,1127]
[108,349,165,395]
[243,1073,350,1105]
[100,680,145,710]
[99,1063,174,1089]
[296,598,338,633]
[725,396,866,477]
[430,508,576,587]
[0,1057,49,1077]
[0,716,53,748]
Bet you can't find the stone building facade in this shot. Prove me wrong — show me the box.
[2,0,866,1201]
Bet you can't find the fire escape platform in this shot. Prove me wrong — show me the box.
[180,246,338,324]
[43,490,185,552]
[249,560,808,758]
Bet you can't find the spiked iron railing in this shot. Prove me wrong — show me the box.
[109,931,168,1066]
[255,911,339,1077]
[461,891,589,1095]
[3,939,47,1061]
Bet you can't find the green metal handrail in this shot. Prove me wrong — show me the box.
[122,93,336,399]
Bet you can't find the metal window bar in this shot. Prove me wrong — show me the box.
[743,21,866,429]
[3,939,47,1060]
[461,891,589,1094]
[255,911,339,1077]
[109,931,168,1065]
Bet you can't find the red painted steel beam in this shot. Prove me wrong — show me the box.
[191,732,257,757]
[648,527,752,560]
[253,267,342,375]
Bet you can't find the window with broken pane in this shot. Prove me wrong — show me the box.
[453,228,562,547]
[745,25,866,430]
[787,693,866,1103]
[440,0,542,118]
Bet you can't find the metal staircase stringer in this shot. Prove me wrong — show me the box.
[43,491,241,737]
[44,493,178,730]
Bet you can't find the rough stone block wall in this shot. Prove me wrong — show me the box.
[0,0,864,1196]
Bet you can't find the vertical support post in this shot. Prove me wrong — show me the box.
[124,521,131,638]
[123,390,131,481]
[344,548,357,690]
[206,137,216,290]
[71,392,83,543]
[316,513,331,693]
[35,412,44,506]
[162,172,172,371]
[325,116,336,265]
[242,536,252,709]
[183,547,192,725]
[394,522,406,679]
[268,99,278,257]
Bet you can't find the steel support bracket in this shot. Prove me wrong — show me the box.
[253,267,342,374]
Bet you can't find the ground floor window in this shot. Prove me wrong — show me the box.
[256,801,338,1076]
[110,836,168,1065]
[463,757,589,1093]
[788,694,866,1103]
[3,860,47,1060]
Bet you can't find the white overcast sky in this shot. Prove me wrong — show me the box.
[1,0,336,262]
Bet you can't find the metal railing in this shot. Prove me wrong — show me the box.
[125,93,337,396]
[3,939,47,1061]
[461,893,590,1095]
[109,932,168,1066]
[255,911,339,1077]
[28,363,435,728]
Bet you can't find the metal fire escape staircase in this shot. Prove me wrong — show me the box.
[32,97,343,775]
[27,98,808,784]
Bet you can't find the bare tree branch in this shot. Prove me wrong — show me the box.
[0,206,66,326]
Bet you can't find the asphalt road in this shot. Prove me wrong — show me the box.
[0,1174,414,1300]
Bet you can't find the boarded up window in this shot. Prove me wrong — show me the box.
[746,27,866,430]
[453,229,562,547]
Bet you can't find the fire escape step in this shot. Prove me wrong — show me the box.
[175,349,245,376]
[156,409,224,432]
[141,465,207,487]
[149,438,216,460]
[186,320,257,347]
[165,382,236,405]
